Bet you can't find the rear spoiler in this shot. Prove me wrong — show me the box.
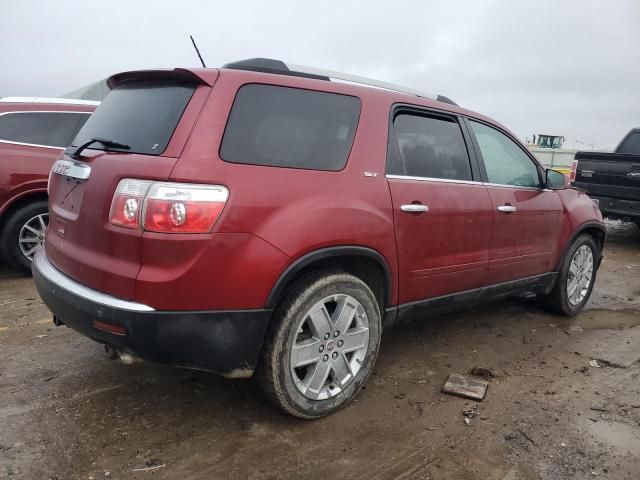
[107,68,215,89]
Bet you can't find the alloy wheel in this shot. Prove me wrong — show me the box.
[567,245,594,306]
[290,294,370,400]
[18,213,48,262]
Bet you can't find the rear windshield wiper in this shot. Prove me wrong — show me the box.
[67,137,130,158]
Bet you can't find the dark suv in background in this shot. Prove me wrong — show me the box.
[0,97,96,271]
[33,59,605,418]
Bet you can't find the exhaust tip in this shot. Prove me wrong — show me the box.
[118,351,141,365]
[104,344,118,360]
[104,345,143,364]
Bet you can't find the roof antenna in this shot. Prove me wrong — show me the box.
[190,35,207,68]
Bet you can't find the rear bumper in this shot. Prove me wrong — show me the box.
[591,195,640,222]
[32,249,272,377]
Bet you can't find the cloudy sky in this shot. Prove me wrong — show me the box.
[2,0,638,149]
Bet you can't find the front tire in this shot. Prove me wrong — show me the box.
[539,234,599,315]
[258,271,382,419]
[0,201,48,273]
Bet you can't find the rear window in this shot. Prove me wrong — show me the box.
[72,81,196,155]
[0,111,89,148]
[616,132,640,154]
[220,84,360,171]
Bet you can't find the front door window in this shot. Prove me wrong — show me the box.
[469,121,541,188]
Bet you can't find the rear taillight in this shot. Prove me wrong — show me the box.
[569,160,578,182]
[109,179,153,229]
[109,179,228,233]
[143,182,228,233]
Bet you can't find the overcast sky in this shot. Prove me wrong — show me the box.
[1,0,638,149]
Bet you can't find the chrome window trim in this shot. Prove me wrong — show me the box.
[385,174,483,186]
[0,110,91,149]
[0,97,100,106]
[34,249,155,312]
[386,174,544,190]
[482,182,543,191]
[0,139,64,150]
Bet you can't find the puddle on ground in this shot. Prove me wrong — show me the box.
[574,309,640,330]
[587,420,640,458]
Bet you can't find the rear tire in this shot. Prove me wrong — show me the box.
[0,201,48,274]
[538,234,599,316]
[258,271,381,419]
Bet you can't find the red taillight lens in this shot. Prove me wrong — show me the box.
[109,179,228,233]
[109,179,152,229]
[569,160,578,182]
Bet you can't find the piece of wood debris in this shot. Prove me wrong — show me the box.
[441,374,488,401]
[516,427,538,446]
[131,464,166,472]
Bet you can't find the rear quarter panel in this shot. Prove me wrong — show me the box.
[168,70,400,305]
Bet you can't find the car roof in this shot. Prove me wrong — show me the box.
[106,60,516,139]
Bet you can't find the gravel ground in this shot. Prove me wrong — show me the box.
[0,221,639,480]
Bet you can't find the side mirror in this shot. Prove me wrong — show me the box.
[546,169,568,190]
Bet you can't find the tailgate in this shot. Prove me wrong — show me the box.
[574,152,640,202]
[47,152,179,300]
[45,71,213,300]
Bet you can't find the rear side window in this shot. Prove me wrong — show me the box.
[616,132,640,154]
[388,113,472,180]
[220,84,360,171]
[73,81,196,155]
[0,111,88,148]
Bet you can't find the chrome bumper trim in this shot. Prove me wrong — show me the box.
[33,249,155,312]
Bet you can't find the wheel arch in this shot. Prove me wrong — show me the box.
[0,191,48,233]
[557,221,606,270]
[265,246,393,311]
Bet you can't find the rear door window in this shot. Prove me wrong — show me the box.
[0,111,89,148]
[73,81,196,155]
[220,84,361,171]
[387,113,472,180]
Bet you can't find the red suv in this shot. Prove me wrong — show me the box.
[0,97,96,271]
[33,59,605,418]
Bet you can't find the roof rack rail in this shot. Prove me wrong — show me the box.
[222,58,457,106]
[0,97,100,106]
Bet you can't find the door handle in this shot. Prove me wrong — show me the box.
[497,205,517,213]
[401,204,429,213]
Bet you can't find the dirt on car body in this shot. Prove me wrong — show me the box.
[0,220,639,479]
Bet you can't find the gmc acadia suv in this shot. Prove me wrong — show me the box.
[33,59,605,418]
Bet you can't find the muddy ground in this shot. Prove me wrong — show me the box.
[1,221,639,480]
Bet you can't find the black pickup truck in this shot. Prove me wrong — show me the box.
[572,128,640,224]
